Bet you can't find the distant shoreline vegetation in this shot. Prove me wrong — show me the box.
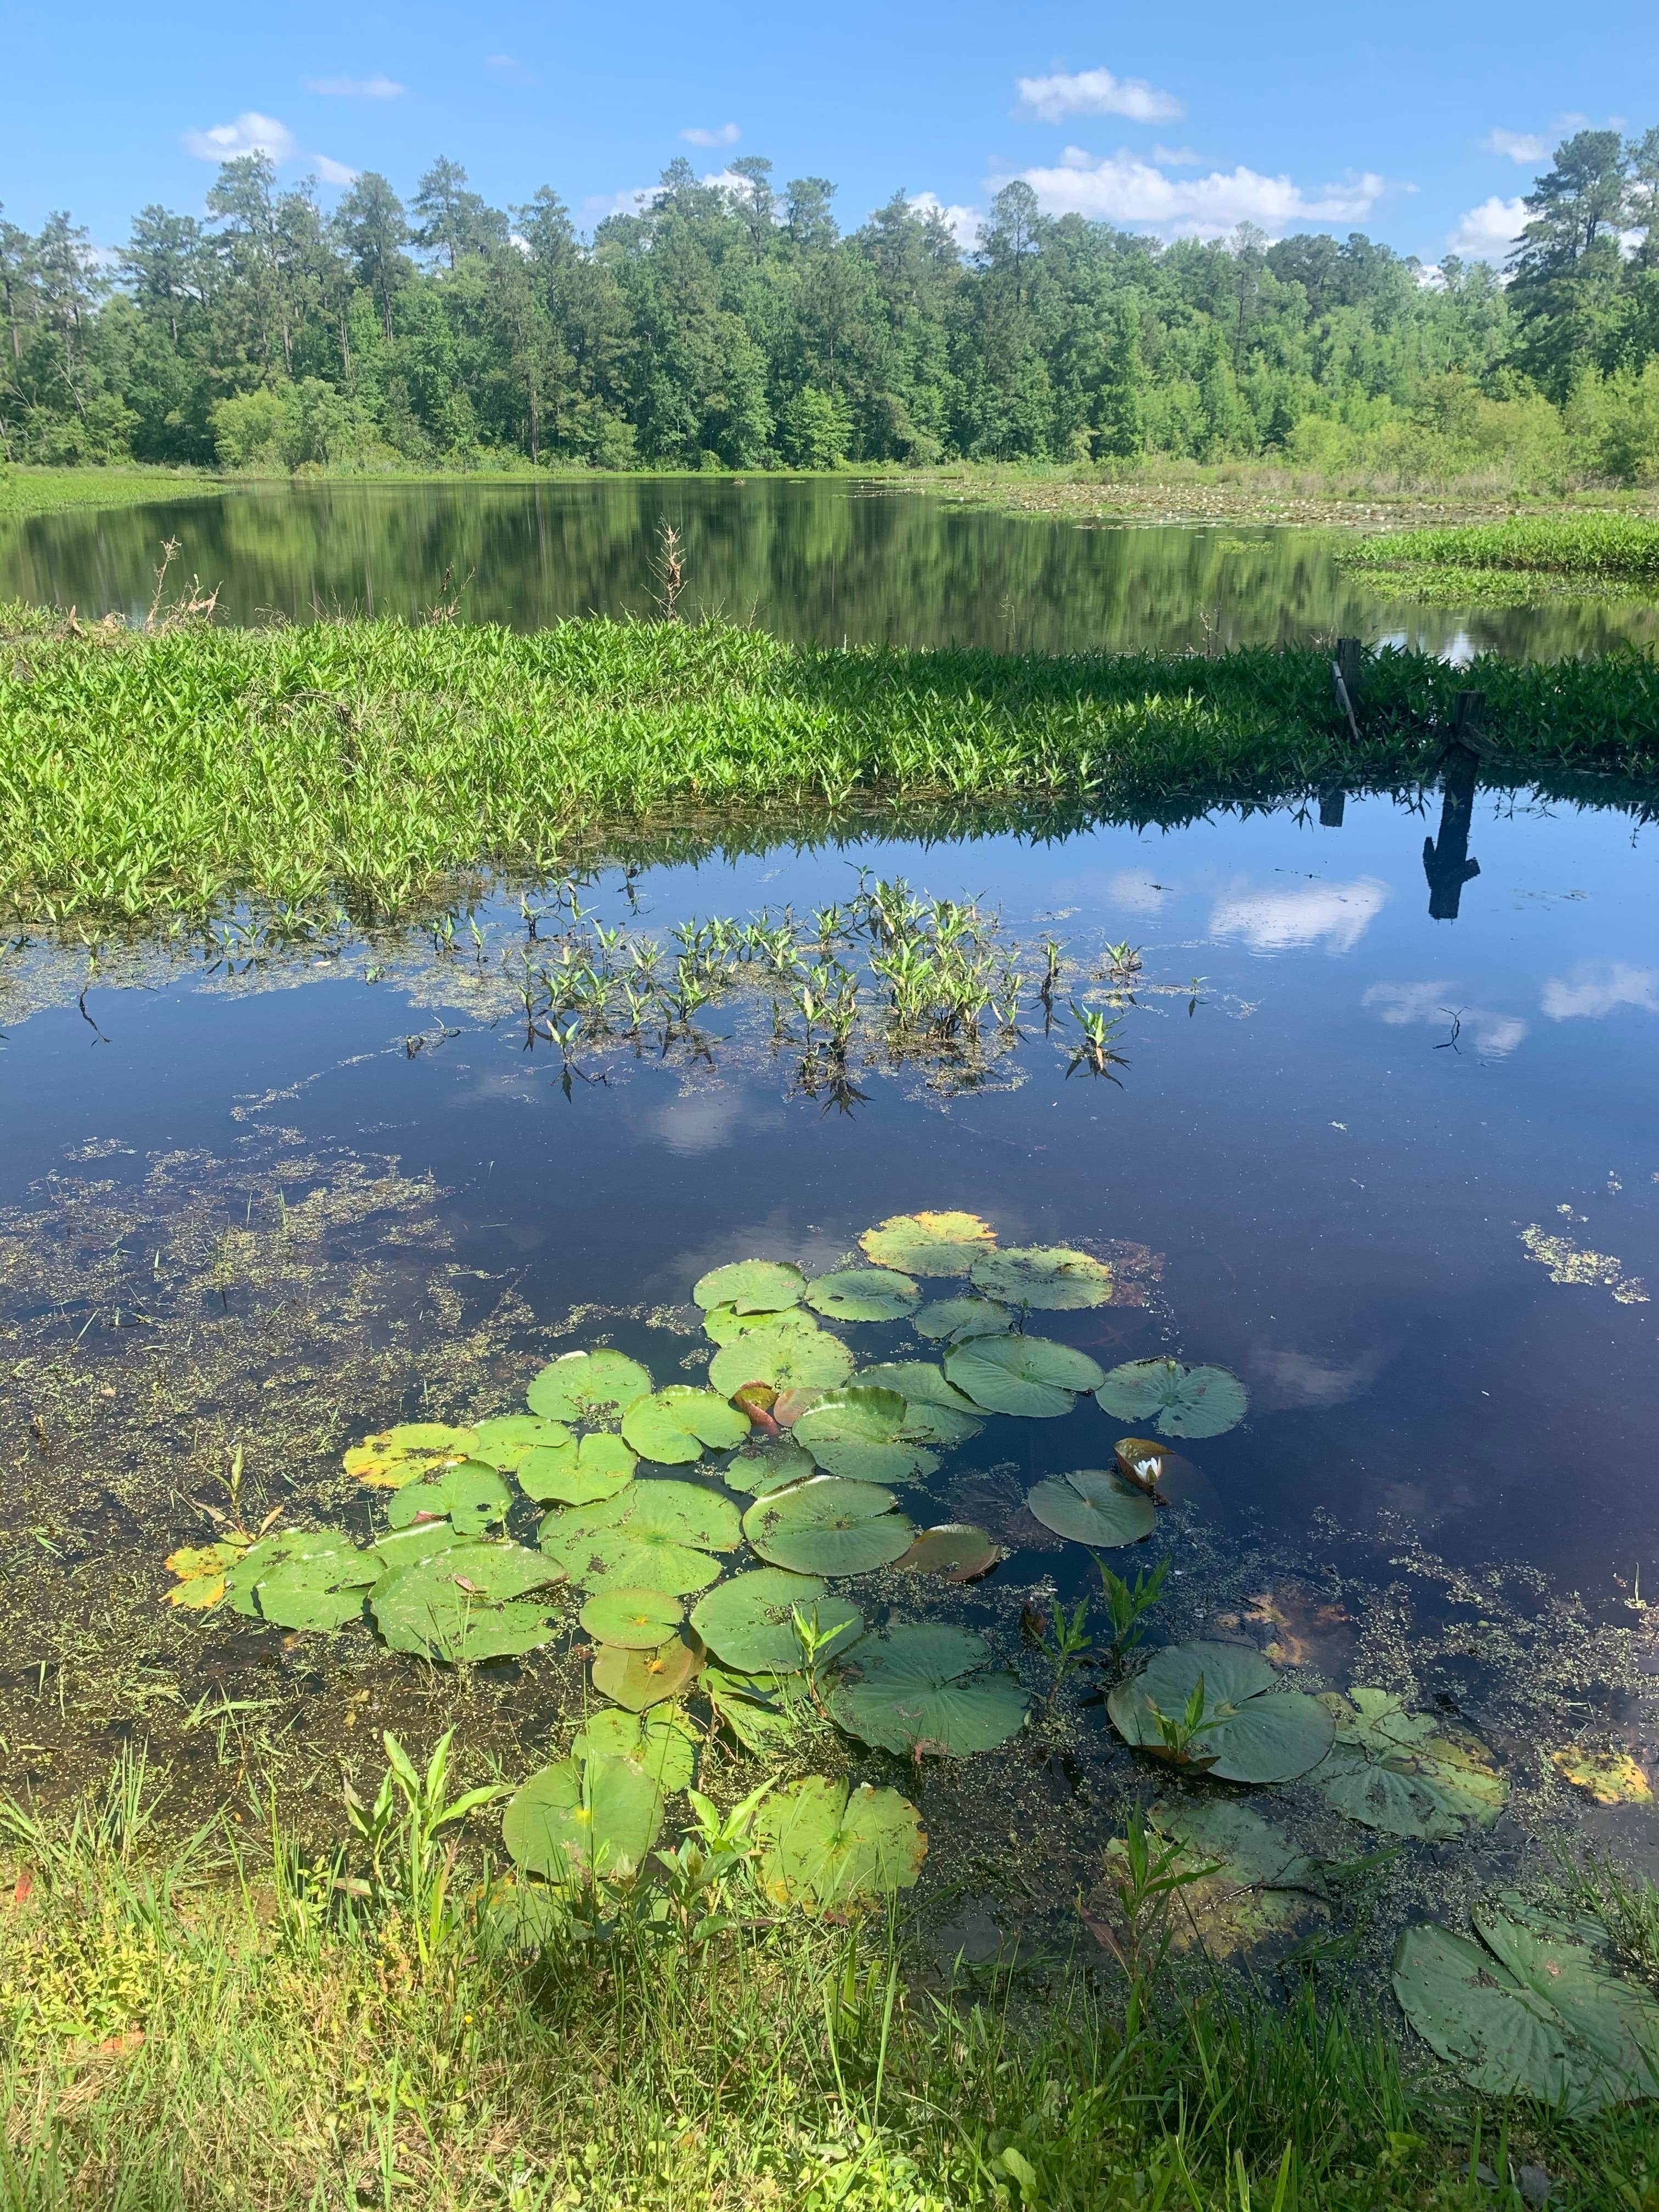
[1341,513,1659,603]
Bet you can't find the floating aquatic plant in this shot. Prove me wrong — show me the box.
[517,1431,637,1505]
[343,1422,476,1489]
[1312,1689,1507,1839]
[1096,1359,1248,1439]
[503,1753,665,1882]
[1025,1468,1158,1549]
[852,1361,983,1444]
[969,1245,1113,1310]
[579,1587,686,1649]
[373,1541,563,1662]
[859,1211,996,1277]
[792,1387,939,1483]
[470,1414,571,1472]
[527,1350,653,1424]
[944,1334,1105,1418]
[1122,1798,1329,1959]
[803,1267,921,1322]
[690,1567,862,1675]
[622,1386,751,1465]
[702,1302,820,1346]
[911,1294,1013,1345]
[894,1524,1001,1582]
[1108,1641,1334,1784]
[571,1706,698,1791]
[692,1259,806,1314]
[386,1458,512,1535]
[1552,1746,1655,1805]
[830,1623,1027,1758]
[742,1477,914,1577]
[538,1479,742,1594]
[161,1536,252,1610]
[592,1632,702,1711]
[754,1776,928,1909]
[707,1321,854,1397]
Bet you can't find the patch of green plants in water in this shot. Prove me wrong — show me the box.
[1341,512,1659,604]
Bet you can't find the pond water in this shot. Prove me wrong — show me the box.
[5,474,1659,658]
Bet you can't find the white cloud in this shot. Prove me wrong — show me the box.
[313,154,358,185]
[1012,151,1388,240]
[485,53,536,86]
[1362,981,1527,1055]
[1151,144,1204,167]
[1106,870,1172,915]
[1249,1345,1384,1410]
[1447,195,1527,261]
[681,122,740,147]
[1483,127,1548,163]
[911,190,982,250]
[184,111,298,164]
[1210,877,1389,955]
[1016,66,1182,125]
[583,185,653,222]
[1541,963,1659,1020]
[307,75,405,99]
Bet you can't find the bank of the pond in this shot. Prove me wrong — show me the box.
[0,466,223,523]
[3,602,1658,921]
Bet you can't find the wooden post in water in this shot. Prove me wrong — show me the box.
[1331,636,1362,742]
[1451,690,1487,747]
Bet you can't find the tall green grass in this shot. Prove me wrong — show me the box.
[1342,514,1659,603]
[0,468,222,523]
[2,603,1657,922]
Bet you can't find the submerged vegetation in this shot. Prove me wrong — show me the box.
[1342,512,1659,603]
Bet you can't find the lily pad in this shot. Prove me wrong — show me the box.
[517,1431,637,1506]
[1026,1469,1157,1549]
[692,1259,806,1314]
[830,1623,1027,1758]
[804,1268,921,1323]
[571,1707,698,1792]
[592,1632,702,1711]
[1313,1689,1508,1839]
[372,1542,563,1662]
[860,1210,996,1277]
[1553,1746,1655,1805]
[622,1386,751,1466]
[364,1521,477,1577]
[246,1543,382,1633]
[912,1295,1013,1346]
[1108,1641,1335,1784]
[793,1388,939,1484]
[705,1664,800,1752]
[471,1415,572,1472]
[743,1479,913,1577]
[690,1568,862,1675]
[1113,1799,1328,1961]
[503,1753,664,1882]
[755,1776,928,1908]
[343,1423,476,1489]
[526,1350,653,1424]
[161,1537,249,1611]
[702,1302,820,1347]
[708,1321,854,1398]
[579,1587,686,1649]
[1393,1894,1659,2115]
[970,1245,1113,1310]
[1096,1359,1248,1439]
[539,1480,742,1594]
[224,1530,363,1619]
[386,1458,513,1535]
[895,1525,1002,1583]
[945,1335,1106,1418]
[853,1362,984,1445]
[723,1437,819,1496]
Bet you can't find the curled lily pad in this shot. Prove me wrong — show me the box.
[539,1480,742,1594]
[1393,1895,1659,2115]
[804,1268,921,1323]
[755,1776,928,1908]
[912,1295,1013,1346]
[1096,1359,1248,1440]
[830,1623,1027,1759]
[386,1459,512,1535]
[579,1587,685,1649]
[622,1386,751,1466]
[471,1415,572,1471]
[970,1245,1113,1310]
[527,1351,653,1424]
[1026,1469,1157,1549]
[343,1423,476,1489]
[572,1706,698,1792]
[793,1388,939,1484]
[853,1362,984,1445]
[592,1631,702,1711]
[1312,1689,1507,1839]
[372,1542,563,1662]
[691,1568,862,1675]
[162,1537,249,1611]
[224,1530,362,1619]
[945,1335,1105,1418]
[1108,1641,1334,1784]
[708,1321,854,1398]
[705,1664,800,1752]
[743,1478,913,1577]
[518,1431,637,1506]
[895,1524,1001,1583]
[703,1302,820,1347]
[503,1753,664,1882]
[723,1437,819,1496]
[692,1259,806,1314]
[1553,1746,1655,1805]
[860,1211,996,1277]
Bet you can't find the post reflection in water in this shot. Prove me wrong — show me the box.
[1423,742,1483,922]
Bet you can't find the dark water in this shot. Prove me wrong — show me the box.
[5,476,1659,658]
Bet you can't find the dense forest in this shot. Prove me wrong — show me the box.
[3,128,1659,480]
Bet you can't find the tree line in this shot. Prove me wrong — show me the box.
[2,129,1658,480]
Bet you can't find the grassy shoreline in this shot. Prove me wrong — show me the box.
[0,466,223,522]
[1341,514,1659,605]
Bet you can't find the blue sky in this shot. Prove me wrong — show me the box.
[7,2,1657,267]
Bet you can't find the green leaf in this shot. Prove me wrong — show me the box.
[342,1424,477,1489]
[622,1386,751,1466]
[571,1707,698,1792]
[853,1362,984,1444]
[1312,1689,1508,1839]
[723,1437,819,1496]
[224,1530,368,1620]
[470,1415,572,1472]
[912,1295,1013,1346]
[944,1334,1106,1418]
[578,1587,685,1649]
[1095,1359,1248,1439]
[386,1458,513,1535]
[1108,1640,1334,1784]
[240,1538,381,1633]
[707,1321,854,1397]
[705,1664,799,1752]
[539,1479,742,1594]
[592,1632,702,1711]
[793,1387,939,1484]
[1026,1469,1157,1549]
[364,1522,478,1579]
[502,1754,665,1882]
[371,1542,563,1662]
[804,1268,921,1323]
[526,1350,653,1424]
[829,1623,1027,1758]
[969,1245,1113,1310]
[517,1430,637,1506]
[702,1302,820,1347]
[690,1568,862,1674]
[860,1211,996,1277]
[742,1477,913,1577]
[692,1259,808,1314]
[894,1524,1002,1582]
[1131,1799,1329,1960]
[755,1776,928,1908]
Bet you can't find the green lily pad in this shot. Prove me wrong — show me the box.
[235,1536,381,1632]
[224,1530,365,1620]
[1394,1895,1659,2115]
[793,1388,939,1484]
[526,1350,654,1424]
[692,1259,807,1314]
[705,1664,800,1752]
[1312,1689,1508,1839]
[830,1623,1027,1759]
[502,1754,665,1883]
[622,1386,751,1465]
[895,1525,1002,1582]
[860,1211,997,1277]
[723,1437,819,1496]
[804,1268,921,1323]
[517,1431,638,1506]
[944,1335,1106,1418]
[592,1632,702,1711]
[364,1521,478,1578]
[571,1707,698,1792]
[708,1321,855,1397]
[690,1568,863,1675]
[970,1245,1113,1310]
[471,1415,572,1472]
[755,1776,928,1908]
[386,1458,513,1536]
[579,1587,686,1648]
[1096,1359,1249,1439]
[743,1478,913,1577]
[539,1480,742,1594]
[343,1423,477,1488]
[1123,1799,1328,1960]
[853,1362,984,1445]
[912,1295,1013,1346]
[371,1542,563,1662]
[1026,1469,1158,1548]
[1108,1641,1334,1784]
[702,1302,820,1347]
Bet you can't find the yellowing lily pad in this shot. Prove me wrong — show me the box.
[343,1423,477,1488]
[860,1211,996,1277]
[162,1537,250,1610]
[755,1776,928,1908]
[1553,1746,1655,1806]
[1313,1689,1507,1839]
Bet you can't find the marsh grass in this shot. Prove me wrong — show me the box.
[0,468,222,523]
[1342,515,1659,604]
